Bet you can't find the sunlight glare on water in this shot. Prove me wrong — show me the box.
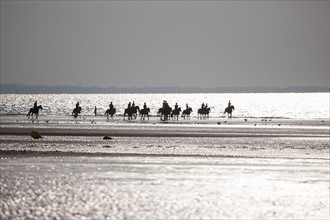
[0,93,329,119]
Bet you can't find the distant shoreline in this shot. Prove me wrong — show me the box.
[1,84,329,94]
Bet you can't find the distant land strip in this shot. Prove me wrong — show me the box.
[1,84,329,94]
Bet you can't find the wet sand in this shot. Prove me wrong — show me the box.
[1,115,329,219]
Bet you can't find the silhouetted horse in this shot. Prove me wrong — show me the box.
[140,108,150,120]
[223,105,235,118]
[171,107,181,120]
[105,108,116,120]
[124,106,140,120]
[27,105,43,119]
[158,107,172,121]
[72,107,82,118]
[198,108,210,119]
[182,107,193,119]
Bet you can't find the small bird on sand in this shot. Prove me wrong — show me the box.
[217,121,221,125]
[244,119,247,122]
[103,136,112,140]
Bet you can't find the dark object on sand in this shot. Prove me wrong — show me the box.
[31,130,42,139]
[103,136,113,140]
[103,145,112,148]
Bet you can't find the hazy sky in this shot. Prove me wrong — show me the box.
[1,0,329,88]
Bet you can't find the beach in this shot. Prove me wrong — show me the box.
[1,115,329,219]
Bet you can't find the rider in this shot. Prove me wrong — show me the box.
[205,103,208,109]
[109,102,114,110]
[228,100,231,107]
[143,102,147,109]
[132,101,135,108]
[163,100,169,109]
[175,103,178,110]
[34,101,38,110]
[186,103,189,110]
[201,102,205,109]
[128,102,131,109]
[76,102,80,109]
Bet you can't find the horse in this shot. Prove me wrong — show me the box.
[124,106,140,120]
[27,105,43,119]
[223,105,235,118]
[105,108,116,120]
[171,107,181,120]
[182,107,193,119]
[72,107,82,118]
[140,108,150,120]
[158,107,172,121]
[198,107,210,119]
[157,108,163,117]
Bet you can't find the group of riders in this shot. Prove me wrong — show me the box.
[27,100,234,120]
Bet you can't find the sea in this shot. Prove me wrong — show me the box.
[0,93,329,119]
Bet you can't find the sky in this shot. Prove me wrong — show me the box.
[1,0,329,88]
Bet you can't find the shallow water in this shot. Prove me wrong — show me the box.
[1,95,329,219]
[1,93,329,119]
[1,156,329,220]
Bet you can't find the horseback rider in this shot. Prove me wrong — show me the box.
[163,100,169,109]
[143,102,147,110]
[109,102,114,110]
[205,103,208,109]
[128,102,131,109]
[33,101,38,110]
[76,102,80,109]
[186,103,189,110]
[201,102,205,109]
[175,103,178,110]
[228,100,231,107]
[132,101,135,108]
